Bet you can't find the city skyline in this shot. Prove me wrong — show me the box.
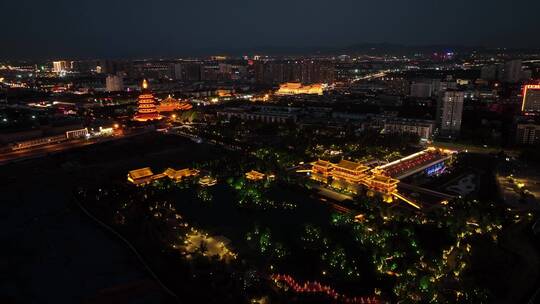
[2,0,540,59]
[3,2,540,303]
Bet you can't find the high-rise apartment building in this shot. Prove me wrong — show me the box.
[502,59,523,83]
[516,123,540,145]
[52,61,71,73]
[410,82,433,98]
[105,75,124,92]
[254,60,334,85]
[438,91,465,135]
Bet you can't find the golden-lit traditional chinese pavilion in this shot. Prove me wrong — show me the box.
[133,79,163,121]
[331,160,370,183]
[163,168,200,181]
[127,166,199,185]
[310,159,370,193]
[245,170,266,181]
[157,95,193,113]
[365,174,399,195]
[309,158,422,209]
[128,167,157,185]
[311,159,333,183]
[330,160,370,193]
[199,176,218,186]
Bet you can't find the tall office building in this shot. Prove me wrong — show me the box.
[105,75,124,92]
[172,63,184,80]
[438,91,465,135]
[522,84,540,113]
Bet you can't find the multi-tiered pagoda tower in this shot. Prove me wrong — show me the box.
[133,79,162,121]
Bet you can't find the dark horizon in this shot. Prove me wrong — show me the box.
[3,43,540,62]
[2,0,540,60]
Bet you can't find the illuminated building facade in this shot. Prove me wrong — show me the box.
[331,160,370,193]
[438,91,464,135]
[133,79,163,121]
[365,175,399,195]
[276,83,324,95]
[374,147,453,179]
[383,119,435,141]
[65,128,89,139]
[310,159,370,194]
[52,61,72,73]
[309,159,418,207]
[522,85,540,113]
[157,95,193,113]
[309,149,454,208]
[424,162,445,176]
[106,75,124,92]
[311,160,333,183]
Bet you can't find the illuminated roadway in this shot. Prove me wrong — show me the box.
[353,70,391,81]
[0,127,159,166]
[0,139,96,165]
[0,134,134,166]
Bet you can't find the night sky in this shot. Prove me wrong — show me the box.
[1,0,540,59]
